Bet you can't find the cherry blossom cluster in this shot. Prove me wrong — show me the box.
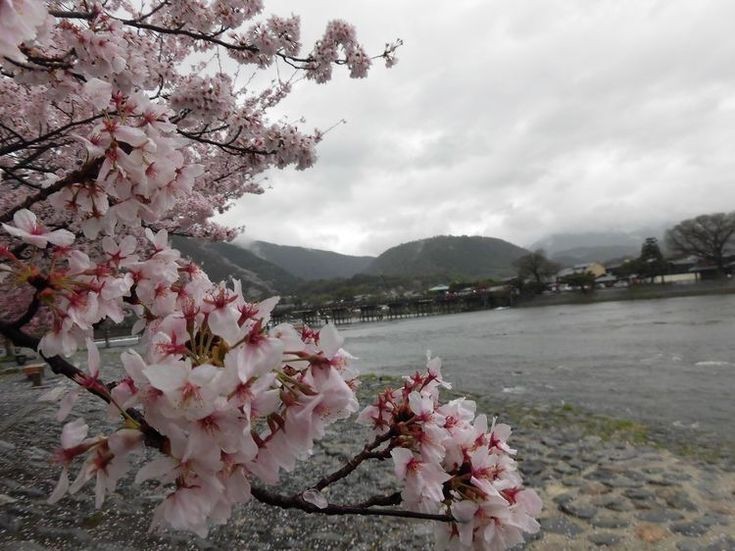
[0,1,392,243]
[25,228,360,535]
[52,90,202,239]
[359,359,542,550]
[1,202,360,535]
[169,74,237,124]
[1,3,540,550]
[229,14,301,67]
[306,20,371,83]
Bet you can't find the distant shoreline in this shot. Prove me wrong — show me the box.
[515,280,735,309]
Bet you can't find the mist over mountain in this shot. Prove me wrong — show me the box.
[530,230,670,266]
[531,231,641,255]
[246,241,374,281]
[551,245,641,266]
[364,235,528,280]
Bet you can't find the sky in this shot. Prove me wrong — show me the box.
[218,0,735,257]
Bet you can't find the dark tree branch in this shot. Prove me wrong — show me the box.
[0,114,103,157]
[250,486,453,522]
[312,431,394,492]
[177,129,272,156]
[0,158,102,223]
[354,491,402,508]
[0,166,42,190]
[0,320,167,451]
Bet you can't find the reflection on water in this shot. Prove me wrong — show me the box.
[341,295,735,440]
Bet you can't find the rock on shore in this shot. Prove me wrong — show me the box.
[0,360,733,550]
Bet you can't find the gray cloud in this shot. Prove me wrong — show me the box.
[221,0,735,256]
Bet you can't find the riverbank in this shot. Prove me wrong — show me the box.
[516,280,735,309]
[1,366,733,550]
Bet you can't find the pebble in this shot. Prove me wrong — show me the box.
[698,513,731,526]
[559,501,597,520]
[590,515,629,529]
[608,448,638,461]
[647,475,678,486]
[602,496,633,512]
[561,476,584,487]
[604,475,645,489]
[635,523,670,544]
[663,490,699,511]
[520,459,546,476]
[540,515,585,537]
[588,532,621,547]
[0,493,17,505]
[623,488,655,500]
[554,462,575,474]
[702,535,735,551]
[636,509,685,523]
[552,492,575,505]
[0,512,21,533]
[669,521,711,537]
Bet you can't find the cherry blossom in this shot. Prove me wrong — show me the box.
[0,0,47,62]
[0,3,539,549]
[2,209,75,248]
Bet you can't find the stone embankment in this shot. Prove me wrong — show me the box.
[0,363,733,550]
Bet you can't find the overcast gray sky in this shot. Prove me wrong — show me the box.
[218,0,735,256]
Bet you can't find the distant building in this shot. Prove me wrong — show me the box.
[557,262,606,280]
[669,255,735,281]
[655,273,699,284]
[668,255,699,275]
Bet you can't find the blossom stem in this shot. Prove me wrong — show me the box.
[250,486,454,522]
[312,431,394,492]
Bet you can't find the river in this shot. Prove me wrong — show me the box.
[340,294,735,441]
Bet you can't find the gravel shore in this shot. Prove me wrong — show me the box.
[1,354,733,551]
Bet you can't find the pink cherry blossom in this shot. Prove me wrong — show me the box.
[2,209,75,248]
[0,3,539,549]
[0,0,47,61]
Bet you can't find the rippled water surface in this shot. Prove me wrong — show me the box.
[341,295,735,439]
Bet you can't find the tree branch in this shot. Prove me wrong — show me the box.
[0,321,167,451]
[177,129,273,156]
[250,486,453,522]
[0,114,103,157]
[312,431,394,492]
[0,158,102,223]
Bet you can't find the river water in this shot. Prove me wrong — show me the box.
[341,295,735,441]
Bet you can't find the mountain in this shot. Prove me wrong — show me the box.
[246,240,374,281]
[530,232,644,266]
[171,236,301,297]
[551,245,641,266]
[363,235,528,280]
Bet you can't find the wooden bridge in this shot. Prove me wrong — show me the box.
[270,290,514,328]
